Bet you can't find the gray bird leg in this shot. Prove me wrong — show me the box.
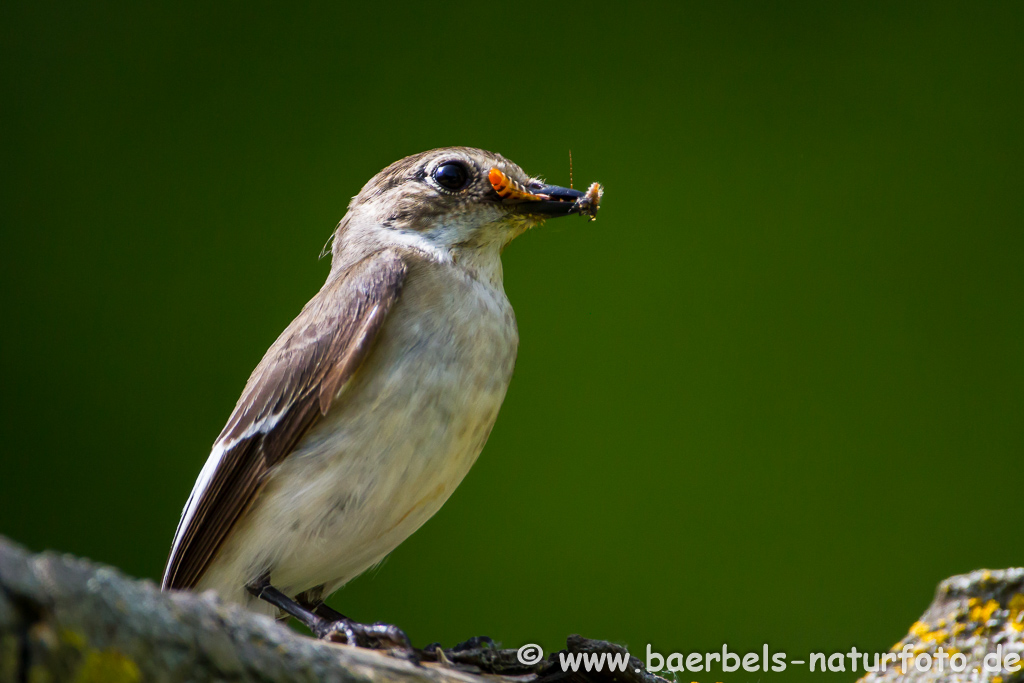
[312,603,348,622]
[245,578,413,653]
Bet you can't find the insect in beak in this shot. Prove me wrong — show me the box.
[488,168,546,202]
[489,167,603,220]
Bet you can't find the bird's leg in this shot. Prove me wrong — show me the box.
[245,577,348,639]
[245,578,413,653]
[293,587,349,622]
[312,603,348,622]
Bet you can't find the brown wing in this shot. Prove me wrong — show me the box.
[162,249,408,590]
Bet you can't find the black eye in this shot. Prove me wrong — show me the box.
[433,162,470,191]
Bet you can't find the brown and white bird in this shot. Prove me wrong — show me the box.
[161,147,601,646]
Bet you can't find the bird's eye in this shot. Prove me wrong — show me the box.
[432,162,470,191]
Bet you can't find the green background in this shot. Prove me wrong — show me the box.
[2,3,1021,681]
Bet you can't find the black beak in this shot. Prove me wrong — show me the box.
[516,184,587,217]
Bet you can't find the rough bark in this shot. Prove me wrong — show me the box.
[857,568,1023,683]
[1,535,1021,683]
[0,536,658,683]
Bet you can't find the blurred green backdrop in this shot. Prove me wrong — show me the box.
[2,2,1021,681]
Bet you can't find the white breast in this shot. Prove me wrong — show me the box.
[197,256,519,611]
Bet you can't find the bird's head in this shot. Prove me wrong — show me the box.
[331,147,599,274]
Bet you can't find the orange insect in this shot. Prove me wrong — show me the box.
[488,167,545,202]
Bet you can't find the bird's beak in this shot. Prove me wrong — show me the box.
[488,167,602,219]
[521,183,588,216]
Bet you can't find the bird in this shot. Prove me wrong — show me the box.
[161,147,601,648]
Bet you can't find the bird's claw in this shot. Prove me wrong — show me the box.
[316,618,414,654]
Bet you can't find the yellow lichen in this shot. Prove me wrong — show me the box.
[910,621,930,637]
[969,599,999,624]
[59,629,86,650]
[72,650,140,683]
[1009,594,1024,632]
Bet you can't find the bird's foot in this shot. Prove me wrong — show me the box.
[316,617,414,653]
[246,579,415,658]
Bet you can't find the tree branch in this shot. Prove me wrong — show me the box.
[0,536,656,683]
[1,535,1021,683]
